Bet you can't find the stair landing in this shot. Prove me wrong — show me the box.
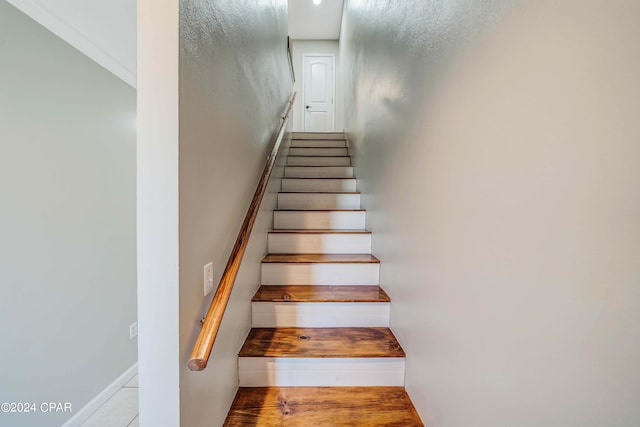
[224,387,424,427]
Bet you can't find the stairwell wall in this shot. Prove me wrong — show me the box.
[340,1,640,426]
[139,1,292,426]
[179,1,292,423]
[0,2,137,426]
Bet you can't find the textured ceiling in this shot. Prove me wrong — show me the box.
[288,0,344,40]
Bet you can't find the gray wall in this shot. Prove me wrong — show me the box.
[0,2,137,426]
[340,0,640,426]
[179,1,292,425]
[138,1,292,426]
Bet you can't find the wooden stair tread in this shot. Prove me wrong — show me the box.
[262,254,380,264]
[224,387,423,426]
[287,155,351,158]
[279,191,360,194]
[288,146,348,148]
[275,209,365,212]
[293,133,346,135]
[238,327,404,358]
[284,176,356,179]
[252,285,390,302]
[290,140,346,142]
[269,229,371,234]
[281,177,356,179]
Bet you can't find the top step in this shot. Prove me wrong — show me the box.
[292,132,345,140]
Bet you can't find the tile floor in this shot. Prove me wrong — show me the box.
[81,374,139,426]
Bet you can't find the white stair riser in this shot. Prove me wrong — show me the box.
[282,179,357,193]
[239,357,405,387]
[292,132,345,140]
[268,233,371,254]
[289,147,349,156]
[262,263,379,285]
[278,193,360,210]
[285,166,354,178]
[252,302,390,327]
[287,156,351,166]
[274,211,366,230]
[291,139,346,148]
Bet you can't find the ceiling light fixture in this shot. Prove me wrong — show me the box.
[313,0,322,5]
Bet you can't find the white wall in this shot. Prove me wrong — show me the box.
[138,0,293,426]
[5,0,137,86]
[291,39,343,132]
[0,2,137,426]
[137,0,180,425]
[340,1,640,426]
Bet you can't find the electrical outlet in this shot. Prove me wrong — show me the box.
[129,322,138,340]
[204,262,214,296]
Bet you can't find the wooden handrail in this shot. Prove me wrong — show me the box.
[188,92,296,371]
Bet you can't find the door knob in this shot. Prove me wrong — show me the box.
[305,105,311,109]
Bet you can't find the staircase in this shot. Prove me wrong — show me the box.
[224,132,423,426]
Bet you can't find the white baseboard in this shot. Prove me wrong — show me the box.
[61,363,138,427]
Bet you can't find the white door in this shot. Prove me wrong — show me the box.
[303,55,335,132]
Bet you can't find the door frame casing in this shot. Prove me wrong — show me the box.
[301,53,336,132]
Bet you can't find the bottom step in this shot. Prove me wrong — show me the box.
[225,387,424,426]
